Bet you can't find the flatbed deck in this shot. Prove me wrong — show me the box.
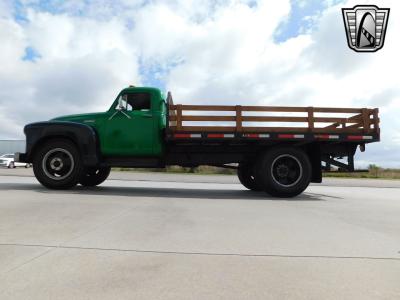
[166,102,380,143]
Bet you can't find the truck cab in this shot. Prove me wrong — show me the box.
[54,86,167,156]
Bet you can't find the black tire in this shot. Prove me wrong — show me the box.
[79,167,111,187]
[255,147,311,198]
[32,139,83,189]
[9,162,15,168]
[237,163,263,191]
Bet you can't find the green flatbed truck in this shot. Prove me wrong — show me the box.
[15,86,380,197]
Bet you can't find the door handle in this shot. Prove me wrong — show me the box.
[142,114,153,118]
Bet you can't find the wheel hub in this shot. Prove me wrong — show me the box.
[42,148,74,181]
[50,157,63,171]
[276,164,289,177]
[271,154,303,187]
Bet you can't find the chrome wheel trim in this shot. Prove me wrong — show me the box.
[271,154,303,188]
[42,148,75,181]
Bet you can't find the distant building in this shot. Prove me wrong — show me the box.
[0,140,25,155]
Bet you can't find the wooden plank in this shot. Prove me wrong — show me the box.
[172,115,350,123]
[169,126,364,134]
[170,104,363,114]
[173,115,362,123]
[242,116,308,122]
[345,123,362,129]
[372,108,380,132]
[166,91,174,106]
[242,127,308,133]
[170,105,307,112]
[170,126,237,132]
[241,106,307,112]
[315,127,365,133]
[240,127,363,133]
[169,126,309,133]
[307,107,314,131]
[236,105,242,132]
[176,104,182,131]
[325,123,340,129]
[167,94,176,126]
[362,108,370,133]
[313,107,362,113]
[347,113,363,121]
[314,117,350,123]
[324,113,363,128]
[170,105,236,111]
[169,104,362,113]
[171,115,311,122]
[170,115,236,121]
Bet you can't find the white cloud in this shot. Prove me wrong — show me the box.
[0,0,398,167]
[0,8,142,133]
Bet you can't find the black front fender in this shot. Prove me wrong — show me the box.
[23,121,100,166]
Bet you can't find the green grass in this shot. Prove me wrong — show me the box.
[112,165,236,175]
[113,165,400,180]
[323,166,400,180]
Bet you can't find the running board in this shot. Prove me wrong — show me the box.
[101,156,164,168]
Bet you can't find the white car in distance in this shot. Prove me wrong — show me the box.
[0,154,30,168]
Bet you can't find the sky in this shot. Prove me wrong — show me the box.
[0,0,399,167]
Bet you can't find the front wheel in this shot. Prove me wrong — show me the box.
[8,161,15,168]
[256,147,311,198]
[33,139,83,189]
[79,167,111,187]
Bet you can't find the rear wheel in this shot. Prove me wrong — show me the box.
[8,161,15,168]
[79,167,111,187]
[237,162,263,191]
[33,139,83,189]
[256,147,311,198]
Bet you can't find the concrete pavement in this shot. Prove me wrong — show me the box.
[0,170,399,299]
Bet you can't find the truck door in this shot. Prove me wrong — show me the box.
[103,92,155,156]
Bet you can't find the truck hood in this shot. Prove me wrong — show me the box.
[52,112,106,123]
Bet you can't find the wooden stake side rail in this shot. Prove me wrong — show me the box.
[168,104,380,135]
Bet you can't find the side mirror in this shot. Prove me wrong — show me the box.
[117,97,125,111]
[109,97,132,120]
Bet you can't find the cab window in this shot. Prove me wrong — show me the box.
[118,93,151,111]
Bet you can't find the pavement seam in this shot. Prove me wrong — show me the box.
[0,207,138,275]
[2,247,55,275]
[1,243,399,261]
